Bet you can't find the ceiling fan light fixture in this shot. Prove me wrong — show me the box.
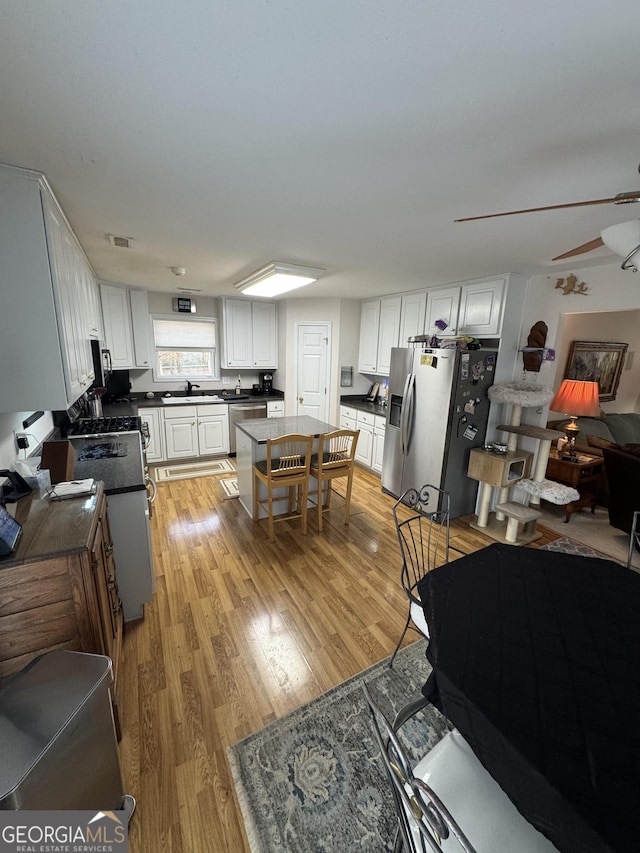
[600,220,640,271]
[234,262,325,297]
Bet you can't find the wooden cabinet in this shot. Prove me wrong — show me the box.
[358,297,401,375]
[0,164,97,411]
[221,298,277,368]
[163,404,230,459]
[100,283,151,369]
[139,407,164,463]
[0,485,123,729]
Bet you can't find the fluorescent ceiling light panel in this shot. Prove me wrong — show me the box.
[235,262,325,297]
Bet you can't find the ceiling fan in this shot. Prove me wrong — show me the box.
[455,167,640,268]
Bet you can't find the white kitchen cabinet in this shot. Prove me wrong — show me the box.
[340,405,385,473]
[357,301,381,373]
[399,291,427,345]
[457,278,505,337]
[376,297,402,374]
[100,283,134,369]
[129,288,152,368]
[267,400,284,418]
[340,406,357,430]
[139,407,164,463]
[425,286,461,337]
[0,165,97,412]
[221,298,277,369]
[163,406,199,459]
[358,296,401,375]
[162,404,229,459]
[197,406,229,455]
[372,415,386,474]
[354,416,374,467]
[100,283,150,369]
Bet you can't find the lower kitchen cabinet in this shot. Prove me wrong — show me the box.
[163,405,230,459]
[340,405,386,473]
[0,484,124,733]
[139,406,164,463]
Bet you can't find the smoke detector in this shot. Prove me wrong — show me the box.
[170,266,187,276]
[107,234,133,249]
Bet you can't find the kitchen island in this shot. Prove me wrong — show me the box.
[236,415,337,519]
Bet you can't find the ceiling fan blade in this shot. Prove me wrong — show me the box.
[455,194,640,223]
[552,237,604,261]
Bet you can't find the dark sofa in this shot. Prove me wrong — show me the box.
[601,444,640,535]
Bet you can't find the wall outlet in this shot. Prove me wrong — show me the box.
[15,431,29,450]
[222,376,230,384]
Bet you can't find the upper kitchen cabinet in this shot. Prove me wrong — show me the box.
[457,278,506,337]
[424,278,507,339]
[0,164,96,412]
[358,296,401,375]
[100,283,151,369]
[425,285,461,337]
[398,291,427,345]
[221,298,277,369]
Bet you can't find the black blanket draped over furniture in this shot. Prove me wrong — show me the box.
[418,543,640,853]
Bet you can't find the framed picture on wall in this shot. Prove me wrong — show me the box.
[564,340,628,402]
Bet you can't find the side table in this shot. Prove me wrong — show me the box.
[545,449,603,522]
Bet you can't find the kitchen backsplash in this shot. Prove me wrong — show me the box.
[0,411,54,472]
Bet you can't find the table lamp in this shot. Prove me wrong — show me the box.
[549,379,600,459]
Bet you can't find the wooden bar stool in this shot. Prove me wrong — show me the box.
[309,429,359,532]
[253,433,313,542]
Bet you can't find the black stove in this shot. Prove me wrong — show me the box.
[66,416,142,437]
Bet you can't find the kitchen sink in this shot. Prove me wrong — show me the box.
[161,395,224,405]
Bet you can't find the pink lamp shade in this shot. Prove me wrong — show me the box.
[549,380,600,417]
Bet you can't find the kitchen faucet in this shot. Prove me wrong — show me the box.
[187,381,200,395]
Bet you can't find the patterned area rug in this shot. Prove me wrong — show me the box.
[153,457,235,482]
[219,476,239,499]
[227,641,448,853]
[227,536,607,853]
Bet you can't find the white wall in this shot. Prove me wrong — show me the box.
[519,259,640,422]
[0,411,54,472]
[278,297,365,424]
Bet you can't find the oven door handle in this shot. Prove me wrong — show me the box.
[146,475,157,504]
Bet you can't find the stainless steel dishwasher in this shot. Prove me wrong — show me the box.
[228,401,267,453]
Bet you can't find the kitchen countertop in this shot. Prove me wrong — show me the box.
[237,415,337,445]
[102,390,284,418]
[339,395,388,417]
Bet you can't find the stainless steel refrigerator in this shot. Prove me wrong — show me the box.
[381,345,498,517]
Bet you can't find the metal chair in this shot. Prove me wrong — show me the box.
[253,433,313,542]
[363,685,559,853]
[628,510,640,569]
[389,485,450,667]
[308,429,359,532]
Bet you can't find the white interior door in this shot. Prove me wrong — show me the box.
[296,323,330,420]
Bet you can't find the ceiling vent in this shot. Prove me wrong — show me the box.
[107,234,133,249]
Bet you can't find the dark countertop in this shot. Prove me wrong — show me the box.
[339,395,388,417]
[237,415,337,445]
[102,390,284,418]
[70,432,146,495]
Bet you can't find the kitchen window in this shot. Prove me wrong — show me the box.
[152,315,220,381]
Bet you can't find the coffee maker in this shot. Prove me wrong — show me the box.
[260,372,274,396]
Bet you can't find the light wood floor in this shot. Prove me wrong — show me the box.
[118,466,560,851]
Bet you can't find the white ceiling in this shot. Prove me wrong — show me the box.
[2,1,640,300]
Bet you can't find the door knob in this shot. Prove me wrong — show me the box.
[298,396,304,403]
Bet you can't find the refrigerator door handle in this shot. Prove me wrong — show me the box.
[401,373,415,455]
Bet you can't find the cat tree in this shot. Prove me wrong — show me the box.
[469,381,580,544]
